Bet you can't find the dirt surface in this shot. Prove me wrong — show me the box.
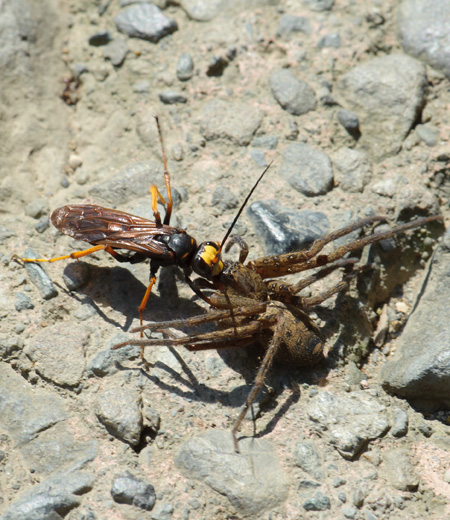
[1,1,450,519]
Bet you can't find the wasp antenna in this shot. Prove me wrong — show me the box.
[220,161,272,250]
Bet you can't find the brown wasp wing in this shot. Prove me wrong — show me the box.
[51,204,179,258]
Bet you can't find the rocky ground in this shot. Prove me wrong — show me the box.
[1,1,450,519]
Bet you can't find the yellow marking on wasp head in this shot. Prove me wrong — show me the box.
[201,243,224,276]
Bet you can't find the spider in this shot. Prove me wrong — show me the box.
[113,213,443,452]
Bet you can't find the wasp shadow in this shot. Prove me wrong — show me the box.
[59,262,206,332]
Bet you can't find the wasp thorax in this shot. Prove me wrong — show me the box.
[165,233,198,265]
[192,241,224,279]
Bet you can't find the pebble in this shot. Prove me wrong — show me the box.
[303,490,331,511]
[68,153,83,169]
[180,0,222,21]
[34,215,49,233]
[103,37,129,67]
[95,385,143,446]
[151,503,175,520]
[24,323,89,387]
[25,198,48,219]
[335,54,427,159]
[332,147,372,193]
[88,31,112,47]
[269,69,317,116]
[199,99,263,146]
[337,109,360,135]
[14,291,34,311]
[175,430,288,516]
[62,261,91,291]
[276,14,311,37]
[159,90,188,104]
[22,248,58,300]
[115,4,178,43]
[317,33,341,48]
[398,0,450,78]
[247,200,329,255]
[381,449,419,491]
[111,471,156,510]
[279,143,333,196]
[293,440,325,480]
[415,123,440,146]
[304,0,335,11]
[176,53,194,81]
[307,391,389,459]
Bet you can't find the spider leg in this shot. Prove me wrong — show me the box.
[224,235,249,264]
[113,321,262,350]
[130,302,267,334]
[232,313,286,453]
[247,216,386,278]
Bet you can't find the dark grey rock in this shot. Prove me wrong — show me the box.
[62,262,90,291]
[15,291,34,311]
[247,200,329,255]
[398,0,450,78]
[176,53,194,81]
[390,408,409,437]
[381,449,419,491]
[303,490,331,511]
[337,109,360,133]
[332,147,372,193]
[1,470,94,520]
[307,391,389,459]
[159,90,188,104]
[199,99,262,146]
[25,198,49,219]
[276,14,311,37]
[206,55,228,77]
[89,160,163,205]
[95,386,143,446]
[269,69,317,116]
[415,123,440,146]
[180,0,222,21]
[304,0,335,11]
[115,4,177,43]
[279,143,333,196]
[293,440,325,480]
[88,31,112,46]
[380,227,450,409]
[103,37,129,67]
[318,33,341,48]
[34,215,50,233]
[335,54,427,159]
[0,364,67,445]
[22,248,58,300]
[24,323,88,387]
[111,471,156,510]
[175,430,289,516]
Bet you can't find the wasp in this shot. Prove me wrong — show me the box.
[19,117,269,363]
[113,213,443,451]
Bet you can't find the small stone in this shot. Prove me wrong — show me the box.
[25,198,49,219]
[103,37,129,67]
[416,124,440,146]
[88,31,112,47]
[390,408,409,438]
[382,449,419,491]
[115,4,177,43]
[15,292,34,311]
[176,53,194,81]
[276,14,311,37]
[318,33,341,48]
[68,154,83,170]
[159,90,187,104]
[304,0,335,11]
[111,472,156,510]
[269,69,316,116]
[303,491,331,511]
[206,56,228,77]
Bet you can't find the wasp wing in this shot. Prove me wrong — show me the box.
[51,204,178,258]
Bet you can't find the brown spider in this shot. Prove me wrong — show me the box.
[113,213,443,452]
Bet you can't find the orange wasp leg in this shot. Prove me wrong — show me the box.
[20,244,112,263]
